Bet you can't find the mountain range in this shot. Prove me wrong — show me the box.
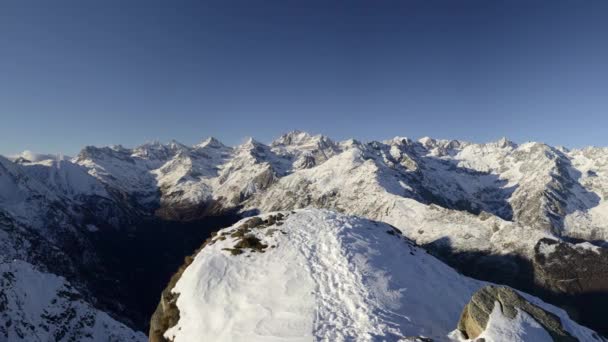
[2,131,608,341]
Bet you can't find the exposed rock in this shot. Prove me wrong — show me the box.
[155,198,227,221]
[533,238,608,294]
[149,236,216,342]
[457,285,577,341]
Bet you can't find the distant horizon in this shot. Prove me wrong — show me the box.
[2,1,608,156]
[4,129,606,159]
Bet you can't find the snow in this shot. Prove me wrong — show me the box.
[0,260,146,341]
[536,241,558,257]
[165,209,485,341]
[456,301,553,342]
[249,142,550,259]
[164,209,600,342]
[517,290,604,341]
[574,241,602,254]
[9,150,69,163]
[4,133,605,250]
[21,159,109,199]
[61,132,608,248]
[450,291,602,341]
[2,132,608,341]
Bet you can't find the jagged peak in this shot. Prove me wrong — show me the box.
[137,140,164,148]
[240,137,265,148]
[493,137,517,149]
[195,137,226,149]
[129,140,190,163]
[418,136,436,146]
[135,139,187,151]
[339,138,362,149]
[518,141,552,152]
[418,137,469,150]
[271,130,335,148]
[109,144,128,152]
[167,140,189,151]
[386,136,414,146]
[76,145,128,160]
[271,130,313,146]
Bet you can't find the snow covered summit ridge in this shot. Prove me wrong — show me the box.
[152,209,601,342]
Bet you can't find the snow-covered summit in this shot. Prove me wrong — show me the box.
[195,136,226,149]
[152,209,483,341]
[151,209,600,342]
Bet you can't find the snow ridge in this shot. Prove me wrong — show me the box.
[163,209,600,342]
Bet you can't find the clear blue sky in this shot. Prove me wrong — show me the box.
[1,0,608,156]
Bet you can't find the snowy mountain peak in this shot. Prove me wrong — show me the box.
[418,136,434,144]
[240,137,264,148]
[271,130,318,146]
[494,136,517,149]
[196,137,226,149]
[75,145,132,162]
[417,136,468,151]
[387,136,415,146]
[168,139,188,150]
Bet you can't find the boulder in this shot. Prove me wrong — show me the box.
[457,285,577,341]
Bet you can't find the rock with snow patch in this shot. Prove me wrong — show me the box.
[455,285,602,341]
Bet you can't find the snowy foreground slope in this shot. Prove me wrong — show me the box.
[152,209,600,342]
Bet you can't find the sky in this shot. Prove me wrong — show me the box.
[1,0,608,156]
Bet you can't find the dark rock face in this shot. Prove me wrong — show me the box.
[457,285,578,341]
[531,238,608,334]
[149,252,194,342]
[533,238,608,294]
[155,197,228,221]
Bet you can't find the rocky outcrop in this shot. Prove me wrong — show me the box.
[533,238,608,294]
[155,197,227,221]
[149,243,204,342]
[457,285,578,341]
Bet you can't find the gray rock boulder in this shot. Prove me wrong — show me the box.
[457,285,577,341]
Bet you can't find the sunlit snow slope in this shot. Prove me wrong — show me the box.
[157,209,599,342]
